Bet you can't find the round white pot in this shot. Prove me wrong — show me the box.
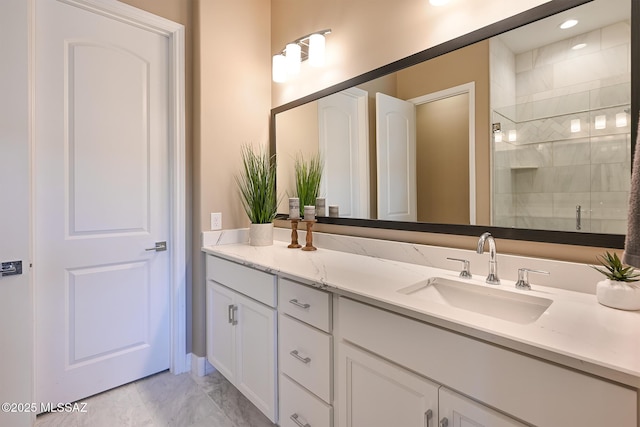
[596,279,640,311]
[249,223,274,246]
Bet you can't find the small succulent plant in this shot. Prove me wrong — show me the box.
[591,252,640,282]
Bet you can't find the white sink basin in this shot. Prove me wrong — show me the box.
[397,277,552,324]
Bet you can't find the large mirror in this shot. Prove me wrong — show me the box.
[272,0,634,248]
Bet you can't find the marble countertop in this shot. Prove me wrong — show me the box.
[203,240,640,388]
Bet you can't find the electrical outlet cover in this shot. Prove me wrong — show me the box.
[211,212,222,230]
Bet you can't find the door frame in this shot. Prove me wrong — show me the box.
[29,0,187,375]
[408,82,476,225]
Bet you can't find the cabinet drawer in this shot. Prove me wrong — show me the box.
[279,314,332,403]
[279,278,331,332]
[280,374,332,427]
[207,255,276,308]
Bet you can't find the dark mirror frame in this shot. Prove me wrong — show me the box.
[270,0,637,248]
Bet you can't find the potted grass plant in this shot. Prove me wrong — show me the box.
[591,251,640,310]
[235,145,278,246]
[294,152,323,218]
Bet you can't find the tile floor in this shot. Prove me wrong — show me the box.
[35,370,276,427]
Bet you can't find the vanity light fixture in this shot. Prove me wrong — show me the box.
[272,29,332,83]
[616,112,628,128]
[560,19,578,29]
[595,115,607,130]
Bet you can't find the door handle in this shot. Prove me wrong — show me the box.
[145,241,167,252]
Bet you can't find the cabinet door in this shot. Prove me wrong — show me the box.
[206,282,236,382]
[235,292,277,422]
[439,388,525,427]
[338,342,438,427]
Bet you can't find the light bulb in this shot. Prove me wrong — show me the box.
[285,43,301,75]
[616,112,627,128]
[272,54,287,83]
[309,33,326,67]
[570,119,581,133]
[560,19,578,29]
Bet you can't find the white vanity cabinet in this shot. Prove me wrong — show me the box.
[278,278,333,427]
[205,255,277,423]
[338,342,524,427]
[337,297,637,427]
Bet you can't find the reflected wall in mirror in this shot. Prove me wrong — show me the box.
[273,0,632,245]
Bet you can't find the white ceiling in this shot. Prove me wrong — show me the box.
[497,0,630,54]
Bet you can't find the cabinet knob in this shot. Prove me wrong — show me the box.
[290,413,311,427]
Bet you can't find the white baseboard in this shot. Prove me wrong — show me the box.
[189,353,215,377]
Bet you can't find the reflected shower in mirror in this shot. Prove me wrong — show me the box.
[274,0,632,238]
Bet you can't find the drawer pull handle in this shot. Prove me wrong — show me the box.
[289,299,310,309]
[290,413,311,427]
[228,304,237,325]
[425,409,433,427]
[439,417,448,427]
[290,350,311,364]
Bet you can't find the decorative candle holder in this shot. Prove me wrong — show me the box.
[301,219,317,251]
[288,218,302,248]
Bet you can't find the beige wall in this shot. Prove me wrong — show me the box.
[276,102,319,213]
[119,0,271,357]
[271,0,551,107]
[397,41,490,224]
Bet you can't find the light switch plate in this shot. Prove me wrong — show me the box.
[211,212,222,230]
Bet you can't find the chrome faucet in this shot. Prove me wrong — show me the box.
[476,232,500,285]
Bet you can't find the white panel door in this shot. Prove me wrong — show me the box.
[35,0,171,405]
[338,342,439,427]
[318,87,370,218]
[376,92,417,221]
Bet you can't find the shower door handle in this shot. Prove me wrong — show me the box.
[576,205,581,230]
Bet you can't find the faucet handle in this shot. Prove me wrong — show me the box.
[447,257,472,279]
[515,268,549,290]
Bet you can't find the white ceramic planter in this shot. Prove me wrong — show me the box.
[596,279,640,311]
[249,223,274,246]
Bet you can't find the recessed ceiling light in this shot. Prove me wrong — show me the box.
[560,19,578,29]
[429,0,449,5]
[572,43,587,50]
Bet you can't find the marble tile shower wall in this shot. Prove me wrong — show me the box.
[493,21,631,233]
